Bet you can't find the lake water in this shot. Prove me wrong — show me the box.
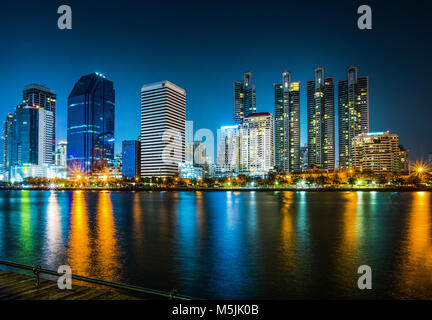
[0,190,431,299]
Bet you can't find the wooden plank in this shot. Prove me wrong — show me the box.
[0,279,54,299]
[35,286,92,301]
[0,270,142,300]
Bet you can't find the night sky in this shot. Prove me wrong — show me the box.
[0,0,431,162]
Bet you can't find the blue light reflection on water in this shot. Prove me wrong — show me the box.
[0,190,432,299]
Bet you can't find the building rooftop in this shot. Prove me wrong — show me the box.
[23,84,56,94]
[141,80,186,95]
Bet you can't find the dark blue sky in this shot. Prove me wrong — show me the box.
[0,0,431,161]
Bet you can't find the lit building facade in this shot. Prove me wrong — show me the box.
[274,72,301,172]
[353,131,406,174]
[55,141,67,168]
[234,72,256,124]
[185,121,194,163]
[178,162,203,180]
[239,112,274,175]
[217,125,240,172]
[22,84,57,160]
[10,164,67,182]
[67,73,115,175]
[338,66,369,169]
[398,145,409,172]
[300,145,308,172]
[140,81,186,177]
[307,67,335,170]
[122,140,140,179]
[3,105,54,182]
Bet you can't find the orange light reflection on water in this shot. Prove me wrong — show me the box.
[68,191,91,276]
[394,191,432,298]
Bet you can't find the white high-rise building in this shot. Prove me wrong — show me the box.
[38,108,55,166]
[239,112,274,175]
[140,81,186,177]
[217,125,240,171]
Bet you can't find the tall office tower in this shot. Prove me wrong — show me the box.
[185,120,194,163]
[55,141,67,167]
[3,114,14,181]
[3,105,54,181]
[122,140,140,178]
[67,73,115,175]
[353,131,404,174]
[234,72,256,123]
[338,66,369,169]
[307,67,335,170]
[22,84,57,163]
[274,72,301,173]
[217,125,240,170]
[140,81,186,177]
[239,113,274,175]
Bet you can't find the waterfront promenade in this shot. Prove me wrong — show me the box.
[0,270,139,300]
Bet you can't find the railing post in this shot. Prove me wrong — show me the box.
[32,265,42,287]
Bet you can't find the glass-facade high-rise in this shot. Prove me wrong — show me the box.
[22,84,56,164]
[122,140,140,179]
[274,71,301,173]
[338,66,369,169]
[67,73,115,175]
[307,67,335,170]
[3,105,54,181]
[234,72,256,124]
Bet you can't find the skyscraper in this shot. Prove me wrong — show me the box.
[122,140,140,179]
[240,112,274,175]
[338,66,369,169]
[67,73,115,175]
[307,67,335,170]
[3,105,54,181]
[274,72,301,173]
[22,84,57,163]
[217,125,240,171]
[3,114,15,181]
[185,120,194,163]
[140,81,186,177]
[55,141,67,167]
[234,72,256,123]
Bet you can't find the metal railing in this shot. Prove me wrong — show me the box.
[0,260,196,300]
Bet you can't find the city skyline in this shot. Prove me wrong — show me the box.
[0,1,431,162]
[1,65,429,172]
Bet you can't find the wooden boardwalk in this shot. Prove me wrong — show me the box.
[0,270,140,300]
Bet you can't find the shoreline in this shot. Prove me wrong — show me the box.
[0,186,431,192]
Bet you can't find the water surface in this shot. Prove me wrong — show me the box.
[0,190,431,299]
